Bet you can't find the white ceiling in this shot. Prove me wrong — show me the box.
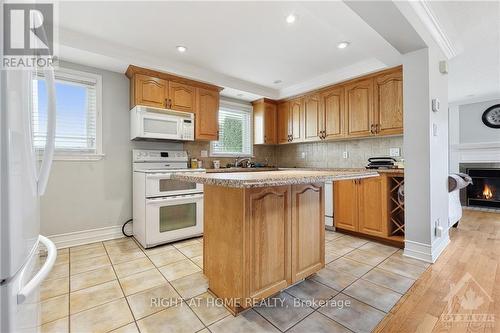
[427,1,500,104]
[56,1,401,100]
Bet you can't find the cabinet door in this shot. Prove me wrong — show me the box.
[247,186,291,299]
[321,87,344,140]
[277,102,290,144]
[253,101,265,145]
[134,74,168,108]
[374,68,403,135]
[345,78,374,137]
[289,99,303,142]
[195,88,219,141]
[168,82,196,112]
[358,177,387,237]
[304,94,321,141]
[334,180,358,231]
[264,103,277,144]
[291,184,324,282]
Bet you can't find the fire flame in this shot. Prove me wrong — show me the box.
[483,184,493,200]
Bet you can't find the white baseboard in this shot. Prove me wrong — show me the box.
[404,234,451,263]
[47,225,125,249]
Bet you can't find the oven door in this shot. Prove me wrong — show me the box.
[146,173,204,197]
[145,194,203,246]
[140,112,182,140]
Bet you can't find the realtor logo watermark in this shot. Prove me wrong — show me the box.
[2,3,56,69]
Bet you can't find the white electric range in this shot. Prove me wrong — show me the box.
[132,149,205,248]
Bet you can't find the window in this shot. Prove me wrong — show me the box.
[210,99,253,157]
[31,68,103,160]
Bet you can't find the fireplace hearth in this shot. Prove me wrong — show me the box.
[466,168,500,209]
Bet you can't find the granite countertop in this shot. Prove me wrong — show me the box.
[206,167,278,173]
[172,169,379,188]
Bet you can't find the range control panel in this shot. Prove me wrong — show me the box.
[133,149,188,163]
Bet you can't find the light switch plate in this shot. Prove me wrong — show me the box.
[200,150,208,157]
[389,148,400,157]
[432,98,440,112]
[342,151,349,159]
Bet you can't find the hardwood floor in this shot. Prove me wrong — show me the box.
[375,210,500,332]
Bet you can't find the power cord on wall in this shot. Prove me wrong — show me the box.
[122,219,133,237]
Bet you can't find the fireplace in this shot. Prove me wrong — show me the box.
[466,168,500,208]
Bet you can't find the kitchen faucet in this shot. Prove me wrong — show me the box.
[234,157,251,168]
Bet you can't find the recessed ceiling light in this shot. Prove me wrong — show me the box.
[273,80,283,84]
[285,14,296,24]
[337,41,350,49]
[176,45,187,53]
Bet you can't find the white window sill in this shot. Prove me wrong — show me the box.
[37,153,106,161]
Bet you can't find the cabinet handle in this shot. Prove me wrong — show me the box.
[376,124,381,133]
[370,124,375,134]
[165,98,169,108]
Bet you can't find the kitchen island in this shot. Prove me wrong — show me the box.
[173,169,377,315]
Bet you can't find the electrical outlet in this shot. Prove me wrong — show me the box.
[200,150,208,158]
[435,218,443,237]
[433,123,438,136]
[389,148,400,157]
[342,151,349,159]
[301,152,306,159]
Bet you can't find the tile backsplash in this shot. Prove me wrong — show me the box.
[185,136,403,169]
[276,136,404,168]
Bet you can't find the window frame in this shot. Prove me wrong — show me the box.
[210,98,254,158]
[32,67,104,161]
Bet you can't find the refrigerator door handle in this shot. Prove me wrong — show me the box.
[37,68,57,195]
[17,235,57,304]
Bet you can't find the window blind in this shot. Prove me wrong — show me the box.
[211,105,252,156]
[32,70,98,153]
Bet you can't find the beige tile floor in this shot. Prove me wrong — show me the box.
[39,231,429,333]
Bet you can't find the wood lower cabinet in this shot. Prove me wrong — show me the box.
[345,78,374,137]
[168,82,196,112]
[374,67,403,135]
[132,74,168,108]
[195,88,219,141]
[291,184,324,282]
[334,176,389,239]
[247,186,291,299]
[253,99,277,145]
[204,183,324,314]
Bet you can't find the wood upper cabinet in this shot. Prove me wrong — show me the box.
[277,102,290,144]
[334,180,358,232]
[320,87,345,140]
[247,186,291,299]
[345,78,374,137]
[357,176,387,237]
[253,99,277,145]
[133,74,168,108]
[291,184,324,282]
[195,88,219,141]
[168,82,196,112]
[374,67,403,135]
[289,98,303,142]
[304,94,321,141]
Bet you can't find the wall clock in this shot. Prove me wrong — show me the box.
[482,104,500,128]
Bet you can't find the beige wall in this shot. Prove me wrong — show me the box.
[276,136,404,168]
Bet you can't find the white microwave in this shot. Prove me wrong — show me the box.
[130,105,195,141]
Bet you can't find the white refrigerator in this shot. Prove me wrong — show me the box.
[0,66,58,332]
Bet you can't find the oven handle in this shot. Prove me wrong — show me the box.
[146,193,204,204]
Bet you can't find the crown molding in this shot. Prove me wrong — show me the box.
[409,1,458,59]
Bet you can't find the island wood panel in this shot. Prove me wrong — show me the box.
[277,101,290,144]
[168,81,196,112]
[195,88,219,141]
[304,94,321,141]
[246,186,291,300]
[357,176,387,237]
[334,179,358,231]
[291,183,325,282]
[374,68,403,135]
[321,86,345,140]
[203,185,246,315]
[345,78,374,137]
[134,74,168,108]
